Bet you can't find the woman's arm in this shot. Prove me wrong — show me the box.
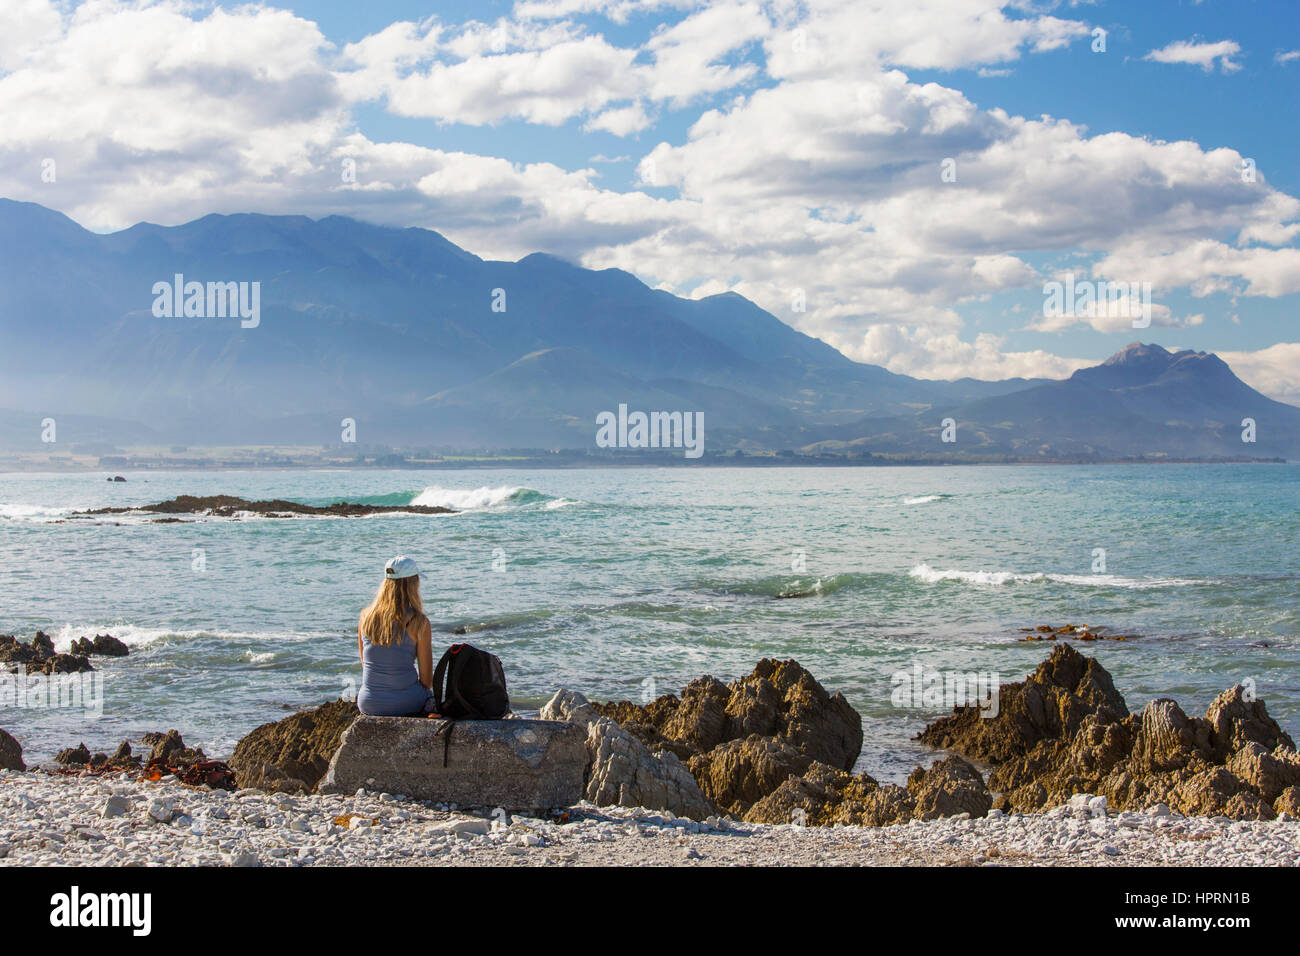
[357,615,365,665]
[417,617,434,691]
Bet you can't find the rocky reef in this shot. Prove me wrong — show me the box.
[0,632,101,674]
[12,646,1294,829]
[77,494,455,519]
[918,643,1299,820]
[544,658,984,827]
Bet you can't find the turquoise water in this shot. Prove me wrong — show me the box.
[1,464,1297,782]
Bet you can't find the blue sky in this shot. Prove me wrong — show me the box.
[1,0,1297,398]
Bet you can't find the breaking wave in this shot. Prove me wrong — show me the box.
[907,563,1213,589]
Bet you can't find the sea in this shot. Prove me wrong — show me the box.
[1,464,1296,782]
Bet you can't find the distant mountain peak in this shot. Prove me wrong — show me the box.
[1106,341,1172,364]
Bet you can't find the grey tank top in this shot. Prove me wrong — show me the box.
[357,621,430,716]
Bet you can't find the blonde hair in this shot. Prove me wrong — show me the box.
[361,576,425,646]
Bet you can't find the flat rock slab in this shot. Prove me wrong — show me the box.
[318,717,587,810]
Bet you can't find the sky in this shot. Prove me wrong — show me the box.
[1,0,1298,400]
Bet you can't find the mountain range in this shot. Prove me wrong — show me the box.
[1,198,1296,460]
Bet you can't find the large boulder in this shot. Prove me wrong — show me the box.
[688,735,814,816]
[0,729,24,771]
[907,756,992,820]
[591,658,863,771]
[542,689,714,820]
[744,761,882,826]
[231,699,359,793]
[318,716,587,810]
[918,643,1127,763]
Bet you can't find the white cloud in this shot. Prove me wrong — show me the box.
[584,102,653,135]
[1145,39,1242,73]
[1218,343,1300,405]
[847,326,1094,381]
[0,0,1296,390]
[1276,50,1300,65]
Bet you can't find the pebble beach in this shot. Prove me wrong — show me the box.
[3,769,1297,867]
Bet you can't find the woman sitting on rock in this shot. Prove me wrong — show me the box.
[357,556,436,717]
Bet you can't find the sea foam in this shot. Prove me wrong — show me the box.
[907,562,1209,589]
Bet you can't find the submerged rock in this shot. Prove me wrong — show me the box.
[0,633,94,674]
[0,729,24,771]
[70,634,129,658]
[79,494,456,518]
[230,699,359,793]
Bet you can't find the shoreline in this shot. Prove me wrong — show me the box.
[1,768,1296,867]
[0,458,1291,475]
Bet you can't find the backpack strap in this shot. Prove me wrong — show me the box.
[432,647,454,714]
[442,720,454,768]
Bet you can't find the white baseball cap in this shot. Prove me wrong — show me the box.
[384,556,421,580]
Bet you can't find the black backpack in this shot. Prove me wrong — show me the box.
[433,643,510,720]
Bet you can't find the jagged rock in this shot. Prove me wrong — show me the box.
[543,689,714,820]
[55,743,91,765]
[230,699,359,793]
[1274,785,1300,817]
[858,784,917,826]
[1205,685,1295,759]
[70,634,130,658]
[1128,698,1209,774]
[744,761,881,825]
[917,643,1127,763]
[0,729,23,771]
[540,689,598,725]
[110,741,138,767]
[923,646,1300,822]
[319,716,587,809]
[591,658,863,771]
[0,635,40,666]
[28,653,93,675]
[2,633,96,674]
[907,756,992,820]
[688,734,814,816]
[1226,743,1300,803]
[142,730,206,768]
[662,677,731,755]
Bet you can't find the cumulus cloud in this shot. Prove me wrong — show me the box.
[1145,39,1242,73]
[0,0,1296,389]
[847,326,1094,381]
[1218,343,1300,406]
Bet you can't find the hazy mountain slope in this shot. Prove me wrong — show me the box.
[0,200,1294,458]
